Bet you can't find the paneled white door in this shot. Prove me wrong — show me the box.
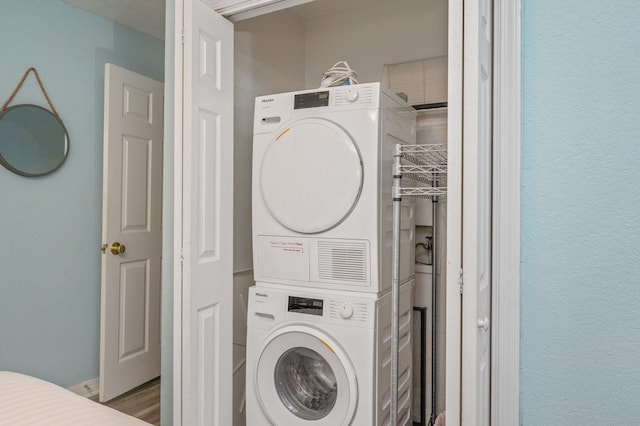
[100,64,163,402]
[179,1,234,425]
[461,0,493,424]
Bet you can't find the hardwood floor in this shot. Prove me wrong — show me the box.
[92,378,161,425]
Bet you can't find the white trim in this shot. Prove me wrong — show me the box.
[201,0,312,21]
[68,377,100,399]
[172,0,184,424]
[216,0,314,21]
[445,0,463,424]
[491,0,521,425]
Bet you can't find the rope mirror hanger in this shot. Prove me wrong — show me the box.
[0,67,70,177]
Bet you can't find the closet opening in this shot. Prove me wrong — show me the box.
[231,1,449,424]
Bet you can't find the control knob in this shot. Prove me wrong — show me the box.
[340,303,354,319]
[345,87,359,102]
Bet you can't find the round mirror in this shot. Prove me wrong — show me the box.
[0,104,69,177]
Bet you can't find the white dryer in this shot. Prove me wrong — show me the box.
[252,83,416,294]
[246,282,414,426]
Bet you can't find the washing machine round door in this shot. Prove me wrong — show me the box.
[255,326,358,425]
[260,118,363,234]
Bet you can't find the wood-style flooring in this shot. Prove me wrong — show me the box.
[91,378,161,425]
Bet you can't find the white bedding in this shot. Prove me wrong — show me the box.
[0,371,149,425]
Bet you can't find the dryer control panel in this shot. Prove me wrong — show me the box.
[253,82,382,135]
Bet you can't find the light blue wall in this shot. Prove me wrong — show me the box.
[0,0,164,388]
[521,1,640,424]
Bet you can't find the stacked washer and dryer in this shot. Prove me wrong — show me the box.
[246,82,417,425]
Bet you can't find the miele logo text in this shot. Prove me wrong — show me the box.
[261,98,275,103]
[256,292,268,298]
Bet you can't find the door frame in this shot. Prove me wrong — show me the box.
[169,0,522,424]
[491,0,521,425]
[171,1,184,424]
[446,0,521,425]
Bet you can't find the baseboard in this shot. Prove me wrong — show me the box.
[67,377,100,398]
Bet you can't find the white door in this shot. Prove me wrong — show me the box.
[100,64,164,402]
[178,0,234,424]
[461,0,493,424]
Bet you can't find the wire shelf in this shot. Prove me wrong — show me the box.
[400,186,447,198]
[391,143,446,425]
[397,144,447,198]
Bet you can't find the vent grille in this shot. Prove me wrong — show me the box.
[318,241,368,283]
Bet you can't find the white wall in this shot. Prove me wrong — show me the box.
[303,0,448,88]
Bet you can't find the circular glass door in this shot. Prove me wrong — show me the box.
[255,326,358,425]
[274,347,337,420]
[260,118,363,234]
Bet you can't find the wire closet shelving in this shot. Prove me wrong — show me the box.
[390,143,447,426]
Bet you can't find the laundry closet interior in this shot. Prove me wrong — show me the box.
[232,0,449,424]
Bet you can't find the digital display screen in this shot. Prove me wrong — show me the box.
[288,296,324,316]
[294,91,330,109]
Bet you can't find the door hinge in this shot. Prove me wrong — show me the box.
[458,268,464,294]
[180,28,185,44]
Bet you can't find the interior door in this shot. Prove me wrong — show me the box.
[100,63,163,402]
[180,1,234,424]
[461,0,493,424]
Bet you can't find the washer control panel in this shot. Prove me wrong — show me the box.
[250,285,379,329]
[286,296,369,323]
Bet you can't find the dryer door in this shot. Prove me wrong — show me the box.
[260,118,363,234]
[255,326,358,425]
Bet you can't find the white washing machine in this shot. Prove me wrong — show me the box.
[252,82,416,294]
[246,282,413,426]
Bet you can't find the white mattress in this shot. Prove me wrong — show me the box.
[0,371,149,425]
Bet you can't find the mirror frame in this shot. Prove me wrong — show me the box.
[0,104,70,177]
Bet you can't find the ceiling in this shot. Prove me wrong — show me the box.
[63,0,166,39]
[63,0,385,40]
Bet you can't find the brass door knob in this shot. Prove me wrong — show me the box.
[110,242,126,255]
